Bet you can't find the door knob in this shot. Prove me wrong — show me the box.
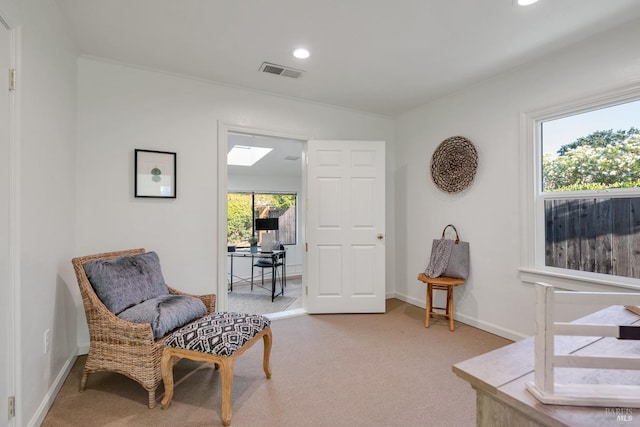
[377,233,384,240]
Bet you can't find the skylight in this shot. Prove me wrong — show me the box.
[227,145,273,166]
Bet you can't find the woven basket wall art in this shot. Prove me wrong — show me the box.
[430,136,478,193]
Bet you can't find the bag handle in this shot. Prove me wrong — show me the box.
[441,224,460,244]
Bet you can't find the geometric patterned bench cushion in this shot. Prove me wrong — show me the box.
[164,312,271,357]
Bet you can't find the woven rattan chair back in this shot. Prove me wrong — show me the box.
[72,248,216,408]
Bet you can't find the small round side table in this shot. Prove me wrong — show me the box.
[417,273,465,331]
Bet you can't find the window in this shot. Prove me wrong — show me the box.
[535,97,640,280]
[227,192,297,247]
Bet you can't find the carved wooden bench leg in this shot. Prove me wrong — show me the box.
[220,358,234,426]
[262,328,272,379]
[161,314,272,426]
[160,350,176,410]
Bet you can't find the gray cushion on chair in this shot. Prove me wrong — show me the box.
[118,294,207,339]
[84,251,169,315]
[254,259,274,267]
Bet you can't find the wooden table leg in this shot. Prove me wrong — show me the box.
[425,283,433,327]
[448,286,455,331]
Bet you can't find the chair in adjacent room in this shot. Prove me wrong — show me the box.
[252,249,286,301]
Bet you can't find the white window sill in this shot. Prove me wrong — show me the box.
[519,267,640,293]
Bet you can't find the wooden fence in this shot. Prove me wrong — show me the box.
[276,207,296,244]
[545,197,640,279]
[265,207,296,245]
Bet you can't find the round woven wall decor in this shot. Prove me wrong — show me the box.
[430,136,478,193]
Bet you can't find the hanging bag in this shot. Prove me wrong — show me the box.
[425,224,470,279]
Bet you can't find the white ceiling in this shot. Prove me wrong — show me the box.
[227,133,304,177]
[55,0,640,117]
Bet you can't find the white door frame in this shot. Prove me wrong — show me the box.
[1,7,19,426]
[216,122,309,312]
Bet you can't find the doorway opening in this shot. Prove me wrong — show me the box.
[220,126,307,317]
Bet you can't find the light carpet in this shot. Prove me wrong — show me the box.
[41,299,512,427]
[227,292,296,315]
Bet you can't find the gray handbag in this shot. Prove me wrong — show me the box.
[426,224,470,279]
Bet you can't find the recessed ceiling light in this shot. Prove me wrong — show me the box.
[227,145,273,166]
[514,0,539,5]
[293,48,310,59]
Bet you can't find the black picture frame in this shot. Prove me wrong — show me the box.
[134,149,177,198]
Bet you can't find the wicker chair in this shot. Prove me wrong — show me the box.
[72,248,216,408]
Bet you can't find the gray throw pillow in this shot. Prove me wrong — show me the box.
[118,294,207,339]
[84,251,169,315]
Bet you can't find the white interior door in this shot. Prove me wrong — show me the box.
[0,18,13,424]
[306,140,385,313]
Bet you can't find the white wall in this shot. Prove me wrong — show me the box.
[75,57,396,344]
[7,0,78,425]
[394,18,640,340]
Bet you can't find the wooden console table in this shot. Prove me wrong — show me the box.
[452,305,640,426]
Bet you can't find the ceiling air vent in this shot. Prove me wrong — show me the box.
[259,62,305,79]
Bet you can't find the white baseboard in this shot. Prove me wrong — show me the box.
[266,308,306,320]
[78,342,89,355]
[453,312,526,341]
[391,292,526,342]
[27,351,78,427]
[392,292,424,309]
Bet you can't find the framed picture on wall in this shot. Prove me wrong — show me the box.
[134,149,177,198]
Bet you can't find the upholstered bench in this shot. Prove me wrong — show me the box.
[160,312,272,426]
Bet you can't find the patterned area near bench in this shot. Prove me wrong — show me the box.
[161,312,273,426]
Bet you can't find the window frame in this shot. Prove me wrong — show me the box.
[520,84,640,292]
[227,191,298,247]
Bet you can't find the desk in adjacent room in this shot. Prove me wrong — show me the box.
[227,249,286,301]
